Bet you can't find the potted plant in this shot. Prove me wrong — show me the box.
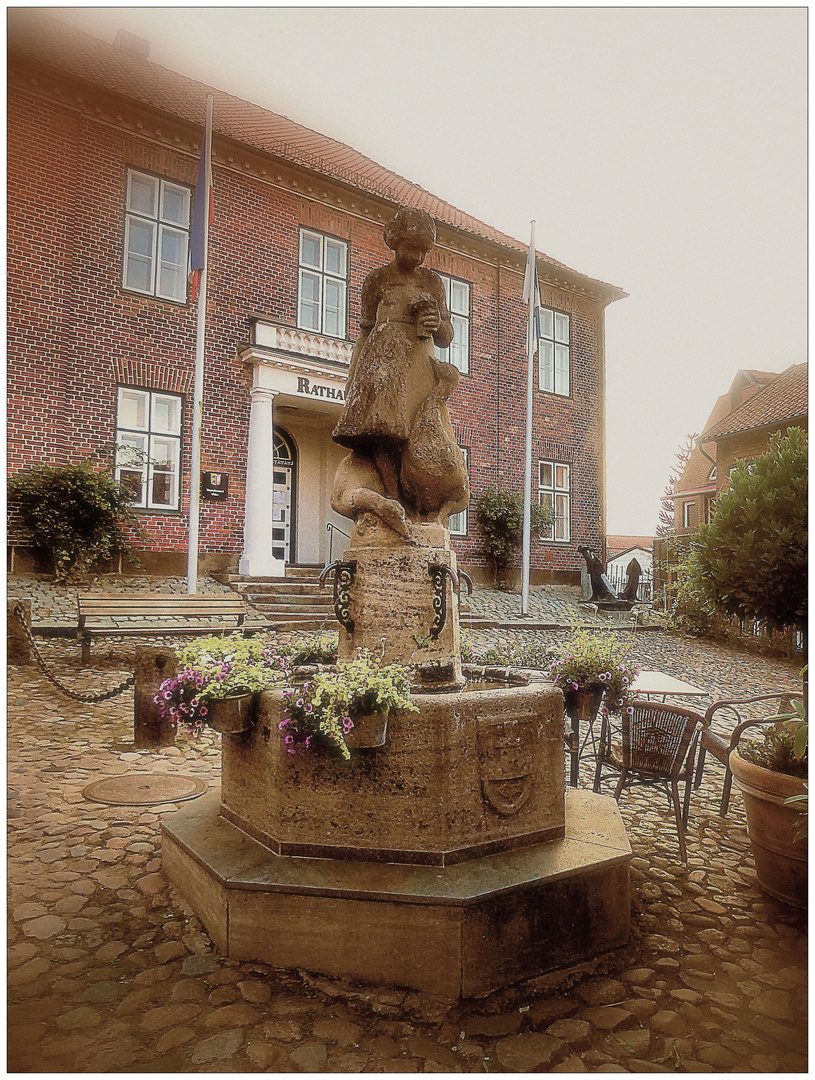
[155,633,287,736]
[279,649,418,758]
[729,696,808,908]
[548,630,640,723]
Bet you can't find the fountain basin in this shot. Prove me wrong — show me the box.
[220,680,565,866]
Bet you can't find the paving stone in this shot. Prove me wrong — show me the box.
[22,914,66,939]
[312,1018,364,1045]
[54,1006,103,1030]
[142,1002,201,1031]
[551,1054,588,1072]
[237,978,272,1004]
[581,1006,633,1031]
[613,1028,651,1057]
[289,1040,329,1071]
[404,1037,461,1069]
[545,1018,592,1047]
[190,1028,244,1064]
[578,978,627,1007]
[747,988,793,1020]
[182,954,219,975]
[696,1044,740,1068]
[204,1002,263,1027]
[154,939,188,963]
[495,1032,564,1071]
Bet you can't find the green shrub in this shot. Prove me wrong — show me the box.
[476,486,552,585]
[8,459,140,582]
[694,428,807,635]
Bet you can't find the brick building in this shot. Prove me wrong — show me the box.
[671,364,808,535]
[8,13,625,583]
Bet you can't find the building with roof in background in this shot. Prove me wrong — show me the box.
[8,10,626,585]
[671,364,807,536]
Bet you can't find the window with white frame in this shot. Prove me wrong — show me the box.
[115,388,182,510]
[123,171,191,303]
[682,501,696,529]
[448,448,469,535]
[538,307,570,396]
[434,274,470,374]
[297,229,348,338]
[538,461,571,541]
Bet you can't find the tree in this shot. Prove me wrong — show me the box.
[8,458,141,582]
[476,486,553,586]
[693,428,807,634]
[656,433,697,538]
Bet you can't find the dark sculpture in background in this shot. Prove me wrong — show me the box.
[331,207,469,544]
[578,545,619,602]
[578,546,642,608]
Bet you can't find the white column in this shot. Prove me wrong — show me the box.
[240,386,285,577]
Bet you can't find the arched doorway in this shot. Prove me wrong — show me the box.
[272,426,296,563]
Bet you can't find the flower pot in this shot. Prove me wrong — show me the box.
[729,748,808,908]
[204,693,255,735]
[344,707,389,749]
[563,686,605,724]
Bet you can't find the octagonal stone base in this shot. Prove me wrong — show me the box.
[162,788,631,999]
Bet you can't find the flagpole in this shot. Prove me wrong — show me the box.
[186,93,213,595]
[521,220,536,616]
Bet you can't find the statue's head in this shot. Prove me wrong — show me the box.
[384,207,436,257]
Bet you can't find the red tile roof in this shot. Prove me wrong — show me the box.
[701,364,808,441]
[8,11,626,300]
[606,535,654,556]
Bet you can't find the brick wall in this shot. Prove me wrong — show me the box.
[8,60,607,577]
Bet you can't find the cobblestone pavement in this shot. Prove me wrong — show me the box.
[8,612,807,1073]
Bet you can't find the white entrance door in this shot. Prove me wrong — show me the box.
[272,429,295,563]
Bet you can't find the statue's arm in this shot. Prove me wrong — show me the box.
[426,271,454,350]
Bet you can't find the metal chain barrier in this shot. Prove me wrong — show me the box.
[11,603,135,704]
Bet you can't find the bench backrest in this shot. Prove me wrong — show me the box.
[78,595,245,618]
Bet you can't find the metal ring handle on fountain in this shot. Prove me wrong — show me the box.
[320,560,357,633]
[428,563,459,639]
[459,570,474,597]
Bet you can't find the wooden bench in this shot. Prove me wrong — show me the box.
[77,594,262,664]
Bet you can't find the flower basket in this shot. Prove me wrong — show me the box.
[204,693,255,735]
[563,686,605,724]
[343,707,389,749]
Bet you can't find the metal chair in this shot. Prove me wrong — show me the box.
[593,701,705,863]
[694,692,796,815]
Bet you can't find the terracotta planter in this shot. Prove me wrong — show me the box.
[344,707,389,749]
[729,748,808,908]
[204,693,255,735]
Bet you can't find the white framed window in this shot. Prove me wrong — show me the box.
[434,274,470,374]
[123,170,191,303]
[297,229,348,338]
[115,387,182,510]
[538,307,570,396]
[448,448,469,536]
[708,466,717,482]
[683,501,696,529]
[538,461,571,541]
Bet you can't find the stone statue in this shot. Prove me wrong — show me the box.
[331,207,469,545]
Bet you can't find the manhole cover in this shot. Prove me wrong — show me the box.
[81,773,207,806]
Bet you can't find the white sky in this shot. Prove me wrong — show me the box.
[43,5,807,536]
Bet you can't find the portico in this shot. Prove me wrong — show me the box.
[238,319,352,575]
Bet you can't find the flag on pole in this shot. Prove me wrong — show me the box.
[189,135,214,304]
[522,231,541,343]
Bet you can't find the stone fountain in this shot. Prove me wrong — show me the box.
[162,208,631,998]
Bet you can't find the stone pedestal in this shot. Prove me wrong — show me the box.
[337,543,463,689]
[162,787,631,999]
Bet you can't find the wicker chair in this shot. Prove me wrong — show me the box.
[593,701,705,863]
[694,692,796,816]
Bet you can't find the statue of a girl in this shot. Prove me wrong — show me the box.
[331,207,469,542]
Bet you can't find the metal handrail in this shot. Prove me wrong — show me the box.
[325,521,351,565]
